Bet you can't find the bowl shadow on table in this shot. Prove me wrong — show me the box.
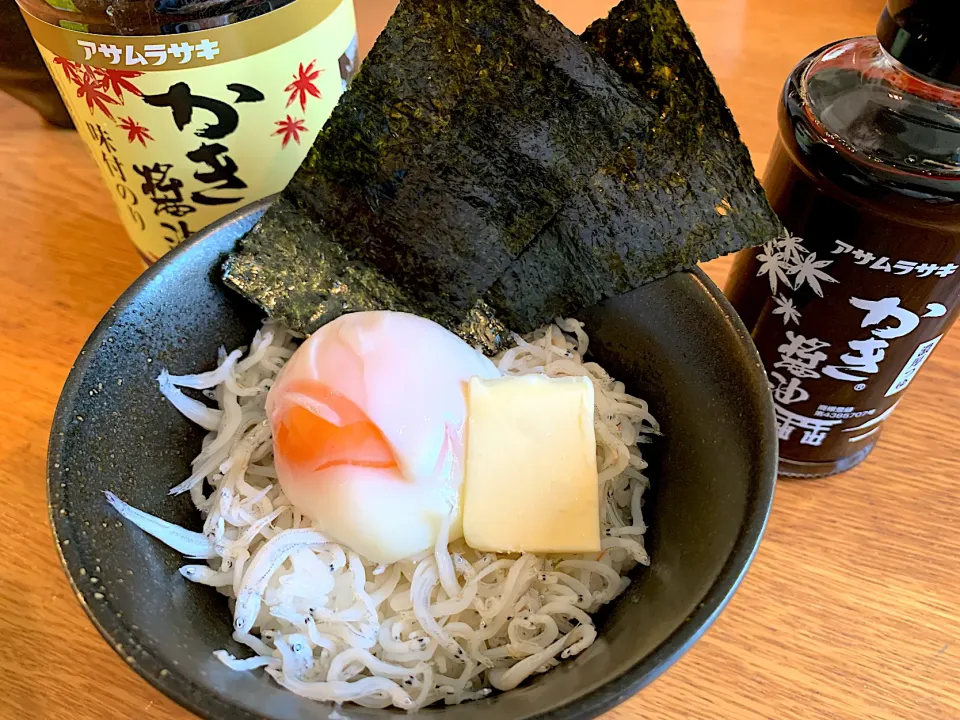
[48,204,776,720]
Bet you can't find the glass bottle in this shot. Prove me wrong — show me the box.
[725,0,960,478]
[15,0,358,264]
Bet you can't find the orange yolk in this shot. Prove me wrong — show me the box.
[274,380,398,474]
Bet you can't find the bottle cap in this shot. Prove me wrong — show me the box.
[877,0,960,86]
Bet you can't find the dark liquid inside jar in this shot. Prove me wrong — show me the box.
[18,0,296,35]
[726,38,960,478]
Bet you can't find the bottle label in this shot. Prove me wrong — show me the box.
[18,0,357,263]
[748,222,959,462]
[884,334,943,397]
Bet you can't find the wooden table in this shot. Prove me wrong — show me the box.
[2,1,957,718]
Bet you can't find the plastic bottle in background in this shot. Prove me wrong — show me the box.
[15,0,358,264]
[725,0,960,478]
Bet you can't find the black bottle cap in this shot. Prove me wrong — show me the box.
[877,1,960,86]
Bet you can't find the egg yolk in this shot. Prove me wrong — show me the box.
[274,380,398,474]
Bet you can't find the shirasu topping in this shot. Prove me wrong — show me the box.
[109,318,657,709]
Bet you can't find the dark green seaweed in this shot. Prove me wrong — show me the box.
[224,0,780,347]
[222,198,507,352]
[281,0,655,319]
[484,0,782,331]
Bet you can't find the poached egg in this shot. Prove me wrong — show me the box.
[266,311,499,564]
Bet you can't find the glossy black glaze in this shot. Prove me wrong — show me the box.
[48,199,776,720]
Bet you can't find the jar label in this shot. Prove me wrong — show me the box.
[19,0,357,262]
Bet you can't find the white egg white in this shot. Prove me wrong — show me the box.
[267,311,499,564]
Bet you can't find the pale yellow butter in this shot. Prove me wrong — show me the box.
[462,375,601,554]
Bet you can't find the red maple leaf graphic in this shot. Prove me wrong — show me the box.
[77,71,120,119]
[51,57,142,117]
[52,56,83,85]
[118,116,154,146]
[274,115,308,148]
[99,68,144,100]
[285,61,322,112]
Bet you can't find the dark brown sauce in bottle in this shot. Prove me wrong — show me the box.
[726,35,960,478]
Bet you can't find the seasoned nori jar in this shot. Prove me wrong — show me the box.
[14,0,358,263]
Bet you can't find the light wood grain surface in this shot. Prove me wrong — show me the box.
[1,1,957,718]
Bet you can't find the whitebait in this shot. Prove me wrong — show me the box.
[104,491,216,559]
[107,318,656,709]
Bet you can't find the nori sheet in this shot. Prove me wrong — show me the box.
[483,0,782,331]
[224,0,780,348]
[222,198,507,353]
[276,0,655,324]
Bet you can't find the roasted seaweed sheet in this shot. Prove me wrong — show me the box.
[483,0,781,331]
[223,198,507,353]
[224,0,780,346]
[285,0,653,325]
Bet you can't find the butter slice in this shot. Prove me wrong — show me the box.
[462,375,600,554]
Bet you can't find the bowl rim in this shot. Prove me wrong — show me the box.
[47,199,777,720]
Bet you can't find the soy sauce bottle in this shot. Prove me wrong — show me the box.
[725,0,960,478]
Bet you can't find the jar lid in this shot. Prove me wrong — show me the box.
[877,0,960,86]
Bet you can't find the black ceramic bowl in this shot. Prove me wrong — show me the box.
[49,199,776,720]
